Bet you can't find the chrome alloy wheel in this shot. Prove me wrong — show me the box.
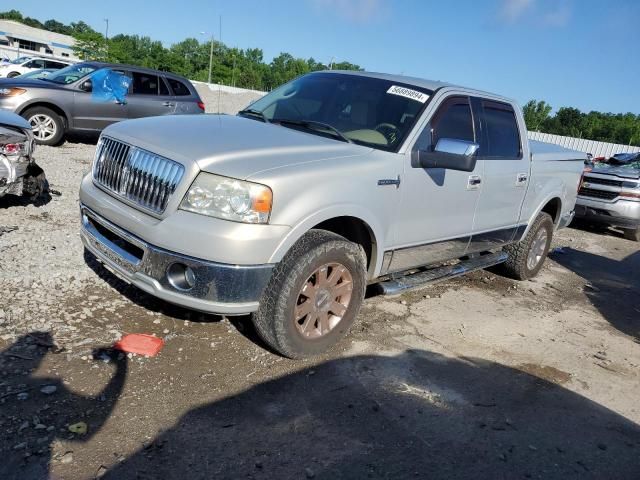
[527,227,548,270]
[29,114,57,141]
[294,262,354,339]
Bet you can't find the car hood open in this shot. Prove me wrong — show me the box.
[102,114,372,180]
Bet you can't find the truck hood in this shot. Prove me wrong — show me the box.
[103,114,372,180]
[590,163,640,180]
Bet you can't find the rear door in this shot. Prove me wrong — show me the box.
[71,68,130,131]
[468,98,529,251]
[166,76,202,114]
[126,71,176,119]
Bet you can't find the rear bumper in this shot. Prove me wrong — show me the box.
[575,197,640,228]
[80,205,274,315]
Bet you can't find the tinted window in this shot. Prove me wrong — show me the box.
[430,97,474,146]
[132,72,160,95]
[482,101,521,158]
[45,61,66,69]
[167,78,191,96]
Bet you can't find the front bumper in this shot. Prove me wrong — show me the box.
[80,205,274,315]
[575,197,640,229]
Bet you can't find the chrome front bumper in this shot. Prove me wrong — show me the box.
[80,205,274,315]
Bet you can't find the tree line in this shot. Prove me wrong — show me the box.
[0,9,361,91]
[3,10,638,145]
[522,100,639,147]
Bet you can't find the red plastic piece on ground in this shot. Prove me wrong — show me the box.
[113,334,164,357]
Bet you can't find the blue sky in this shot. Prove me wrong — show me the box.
[14,0,640,114]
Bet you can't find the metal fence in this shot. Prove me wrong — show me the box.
[527,131,640,158]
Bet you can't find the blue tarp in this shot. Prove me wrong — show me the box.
[91,69,131,104]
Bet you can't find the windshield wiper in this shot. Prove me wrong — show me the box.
[272,118,353,144]
[238,108,270,123]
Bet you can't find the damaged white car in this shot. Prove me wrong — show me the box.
[0,111,48,200]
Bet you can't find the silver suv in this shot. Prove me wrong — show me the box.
[0,62,204,145]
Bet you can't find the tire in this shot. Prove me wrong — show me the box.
[500,212,554,280]
[252,229,367,359]
[7,71,20,78]
[23,107,65,146]
[623,227,640,242]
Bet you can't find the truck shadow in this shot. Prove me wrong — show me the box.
[0,332,127,480]
[101,349,640,479]
[551,248,640,342]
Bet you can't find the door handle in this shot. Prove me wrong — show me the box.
[516,173,528,186]
[162,101,175,107]
[467,175,482,190]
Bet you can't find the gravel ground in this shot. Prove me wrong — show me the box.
[0,125,639,479]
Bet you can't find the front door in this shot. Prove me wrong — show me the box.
[389,95,482,273]
[126,72,176,119]
[468,98,529,252]
[72,69,130,131]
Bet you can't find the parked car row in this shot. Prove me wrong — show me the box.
[0,61,204,145]
[0,56,72,78]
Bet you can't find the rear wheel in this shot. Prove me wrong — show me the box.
[23,107,65,146]
[623,227,640,242]
[252,229,367,359]
[500,212,554,280]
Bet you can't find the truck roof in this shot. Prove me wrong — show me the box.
[324,70,515,104]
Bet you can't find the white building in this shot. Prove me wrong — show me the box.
[0,19,79,62]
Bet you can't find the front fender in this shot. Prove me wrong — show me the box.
[268,204,385,278]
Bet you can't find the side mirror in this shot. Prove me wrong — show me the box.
[80,79,93,92]
[415,138,479,172]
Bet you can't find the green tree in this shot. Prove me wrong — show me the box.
[72,30,107,61]
[522,100,552,131]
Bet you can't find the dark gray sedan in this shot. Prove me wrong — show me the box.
[0,62,204,145]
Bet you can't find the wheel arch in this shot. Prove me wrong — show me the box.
[521,196,562,239]
[18,101,69,129]
[269,207,384,279]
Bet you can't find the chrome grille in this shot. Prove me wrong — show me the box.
[93,137,184,214]
[578,187,618,201]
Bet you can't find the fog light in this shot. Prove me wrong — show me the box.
[167,263,196,291]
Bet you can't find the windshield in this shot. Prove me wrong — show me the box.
[11,56,32,65]
[44,63,98,84]
[245,73,433,151]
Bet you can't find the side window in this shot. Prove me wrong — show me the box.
[430,96,475,147]
[167,78,191,96]
[481,101,521,159]
[132,72,160,95]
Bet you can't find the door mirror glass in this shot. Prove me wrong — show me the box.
[80,79,93,92]
[417,138,479,172]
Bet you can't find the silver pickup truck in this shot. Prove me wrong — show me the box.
[79,71,585,357]
[576,153,640,241]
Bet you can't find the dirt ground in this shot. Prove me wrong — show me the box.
[1,139,639,480]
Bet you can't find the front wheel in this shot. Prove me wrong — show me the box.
[500,212,554,280]
[252,230,367,359]
[23,107,65,146]
[7,71,20,78]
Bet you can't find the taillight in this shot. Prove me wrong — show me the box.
[197,101,205,111]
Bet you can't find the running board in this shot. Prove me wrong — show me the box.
[376,251,508,296]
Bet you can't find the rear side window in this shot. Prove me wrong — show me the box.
[132,72,161,95]
[45,61,66,69]
[430,96,475,146]
[167,78,191,96]
[481,101,521,159]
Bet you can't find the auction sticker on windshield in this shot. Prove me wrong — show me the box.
[387,85,429,103]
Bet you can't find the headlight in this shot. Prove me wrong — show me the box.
[180,173,273,224]
[0,88,26,97]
